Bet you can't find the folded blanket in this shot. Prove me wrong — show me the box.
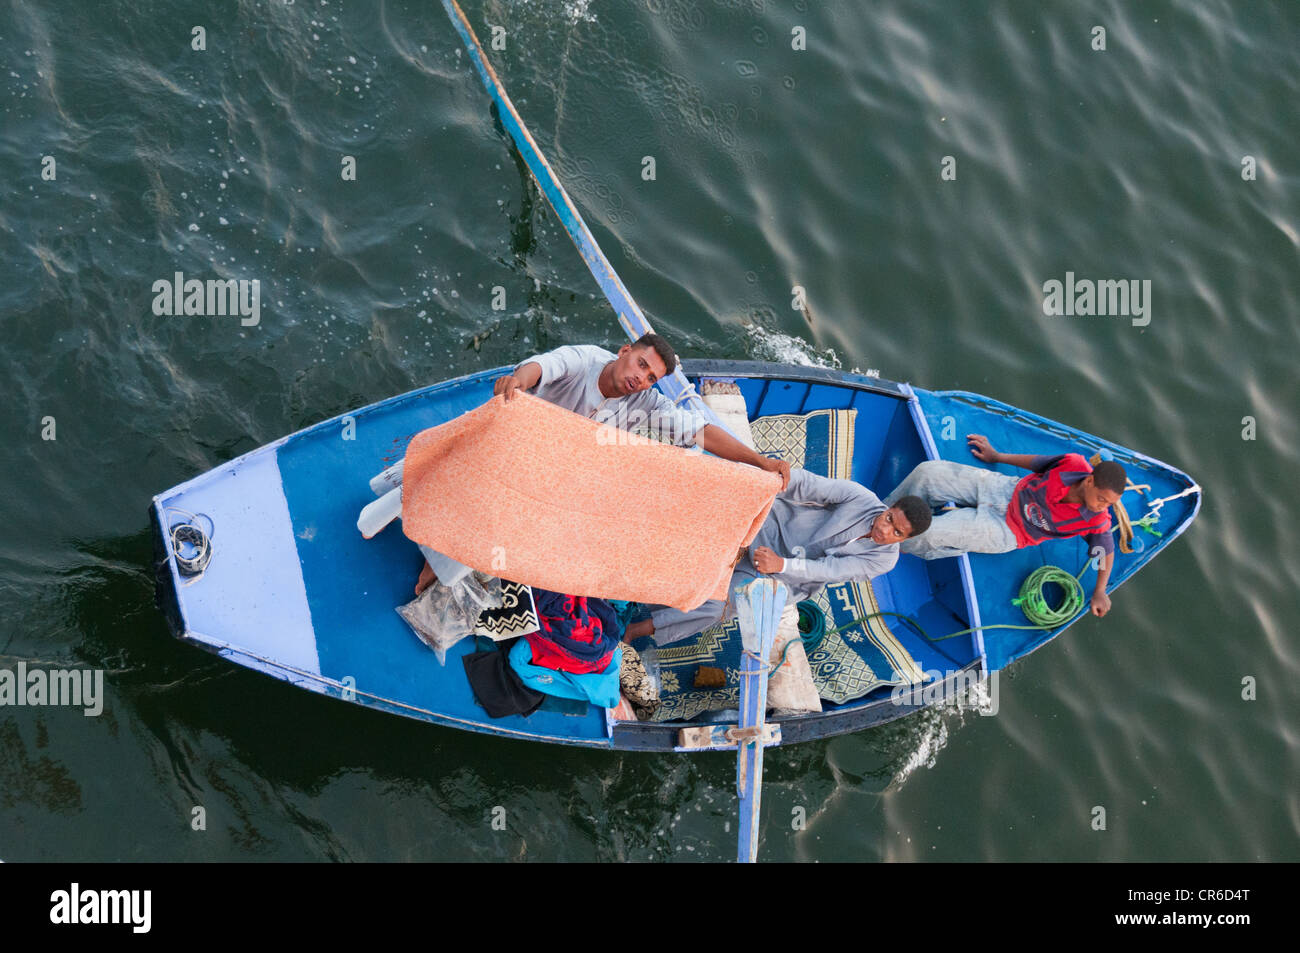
[401,393,779,611]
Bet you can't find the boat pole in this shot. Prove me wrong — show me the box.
[732,578,787,862]
[439,1,774,857]
[437,0,722,426]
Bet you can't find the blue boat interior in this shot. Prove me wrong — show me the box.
[727,376,971,682]
[911,389,1199,672]
[153,363,1199,748]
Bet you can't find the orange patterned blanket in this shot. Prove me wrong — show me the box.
[401,393,780,611]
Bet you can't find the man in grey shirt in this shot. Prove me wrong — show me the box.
[412,333,791,593]
[622,468,932,646]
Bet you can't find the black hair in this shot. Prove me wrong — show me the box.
[633,332,678,378]
[894,495,932,537]
[1091,460,1127,494]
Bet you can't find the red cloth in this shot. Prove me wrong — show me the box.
[523,632,613,674]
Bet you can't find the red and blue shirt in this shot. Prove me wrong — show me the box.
[1004,453,1114,555]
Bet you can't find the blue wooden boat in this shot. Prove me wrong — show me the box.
[150,1,1201,859]
[150,362,1200,751]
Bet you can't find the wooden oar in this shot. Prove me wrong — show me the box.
[439,0,776,857]
[732,577,787,863]
[436,0,723,428]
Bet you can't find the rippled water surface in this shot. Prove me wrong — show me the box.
[2,0,1297,861]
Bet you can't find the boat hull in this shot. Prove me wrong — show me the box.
[152,360,1199,751]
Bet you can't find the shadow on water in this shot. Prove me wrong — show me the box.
[460,102,578,358]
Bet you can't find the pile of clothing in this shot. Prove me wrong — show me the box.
[462,588,626,718]
[510,591,623,706]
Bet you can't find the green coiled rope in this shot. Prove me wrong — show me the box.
[1009,563,1088,628]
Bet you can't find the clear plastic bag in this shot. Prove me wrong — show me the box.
[635,644,662,699]
[397,571,504,664]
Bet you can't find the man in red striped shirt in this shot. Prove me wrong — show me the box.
[885,435,1126,617]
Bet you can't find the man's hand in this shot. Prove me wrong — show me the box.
[760,457,792,491]
[751,546,785,574]
[967,434,1000,463]
[493,375,523,401]
[1090,591,1111,618]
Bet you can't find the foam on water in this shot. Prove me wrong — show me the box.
[742,323,842,369]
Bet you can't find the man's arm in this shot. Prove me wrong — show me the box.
[966,434,1050,471]
[493,361,543,400]
[752,544,897,585]
[780,467,880,508]
[494,345,600,400]
[1090,550,1114,617]
[642,386,789,489]
[695,424,791,491]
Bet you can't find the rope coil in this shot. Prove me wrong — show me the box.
[1010,564,1087,627]
[804,560,1095,655]
[166,508,214,580]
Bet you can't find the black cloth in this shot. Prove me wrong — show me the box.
[462,647,545,718]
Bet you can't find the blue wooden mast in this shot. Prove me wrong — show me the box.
[437,0,723,429]
[732,578,787,863]
[438,0,777,860]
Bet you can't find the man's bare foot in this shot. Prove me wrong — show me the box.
[622,619,654,643]
[414,561,437,596]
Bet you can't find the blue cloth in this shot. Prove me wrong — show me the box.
[609,599,652,630]
[508,639,622,709]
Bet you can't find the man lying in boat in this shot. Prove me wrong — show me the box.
[413,333,791,594]
[621,469,932,646]
[884,435,1125,617]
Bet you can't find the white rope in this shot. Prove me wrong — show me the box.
[1142,484,1201,520]
[740,649,772,673]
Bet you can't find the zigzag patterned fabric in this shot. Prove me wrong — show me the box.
[473,581,539,641]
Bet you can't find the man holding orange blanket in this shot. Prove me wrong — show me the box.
[414,333,790,593]
[401,384,781,610]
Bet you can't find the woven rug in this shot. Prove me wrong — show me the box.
[649,406,924,719]
[801,580,926,704]
[750,407,856,479]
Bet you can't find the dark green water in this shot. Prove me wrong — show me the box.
[2,0,1297,861]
